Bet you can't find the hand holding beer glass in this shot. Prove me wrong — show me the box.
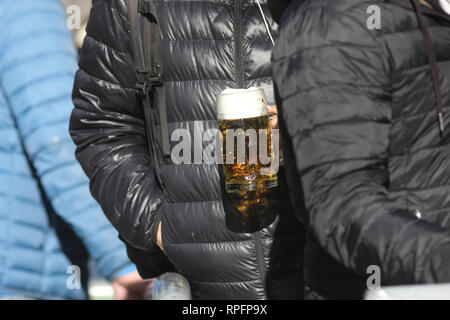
[216,88,279,193]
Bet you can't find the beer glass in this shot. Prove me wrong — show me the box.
[216,87,278,193]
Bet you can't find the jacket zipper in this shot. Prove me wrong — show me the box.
[235,0,266,293]
[254,231,267,292]
[234,0,245,88]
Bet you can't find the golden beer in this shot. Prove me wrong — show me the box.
[216,88,278,193]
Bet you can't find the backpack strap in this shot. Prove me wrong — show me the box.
[411,0,445,137]
[125,0,171,161]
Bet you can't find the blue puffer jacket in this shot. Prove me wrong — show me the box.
[0,0,135,299]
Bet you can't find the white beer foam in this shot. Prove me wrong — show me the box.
[216,87,268,120]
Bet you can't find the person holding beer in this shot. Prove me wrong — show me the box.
[269,0,450,299]
[70,0,306,299]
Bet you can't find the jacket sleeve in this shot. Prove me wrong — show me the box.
[272,3,450,284]
[0,0,135,281]
[69,0,165,252]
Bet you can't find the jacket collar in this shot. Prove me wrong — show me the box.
[270,0,450,25]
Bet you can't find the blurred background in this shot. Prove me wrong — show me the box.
[60,0,113,300]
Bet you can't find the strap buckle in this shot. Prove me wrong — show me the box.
[136,64,162,96]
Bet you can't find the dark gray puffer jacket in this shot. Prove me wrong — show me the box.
[70,0,305,299]
[271,0,450,299]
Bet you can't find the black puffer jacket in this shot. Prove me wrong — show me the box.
[271,0,450,299]
[70,0,305,299]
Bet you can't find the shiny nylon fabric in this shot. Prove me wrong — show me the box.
[70,0,305,299]
[272,0,450,299]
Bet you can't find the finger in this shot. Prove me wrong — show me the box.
[267,105,277,114]
[157,222,164,252]
[269,117,279,129]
